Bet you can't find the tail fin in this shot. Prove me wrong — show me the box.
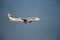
[8,13,12,17]
[8,13,12,20]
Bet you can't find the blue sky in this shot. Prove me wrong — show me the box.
[0,0,60,40]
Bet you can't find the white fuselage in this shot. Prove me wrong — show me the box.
[8,14,41,23]
[8,14,24,22]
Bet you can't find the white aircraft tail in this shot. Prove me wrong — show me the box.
[8,13,12,17]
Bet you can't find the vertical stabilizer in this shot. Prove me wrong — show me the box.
[8,13,12,17]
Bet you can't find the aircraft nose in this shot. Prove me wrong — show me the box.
[39,18,40,20]
[38,18,40,20]
[38,18,42,21]
[40,19,42,21]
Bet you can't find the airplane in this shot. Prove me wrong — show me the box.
[8,13,41,24]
